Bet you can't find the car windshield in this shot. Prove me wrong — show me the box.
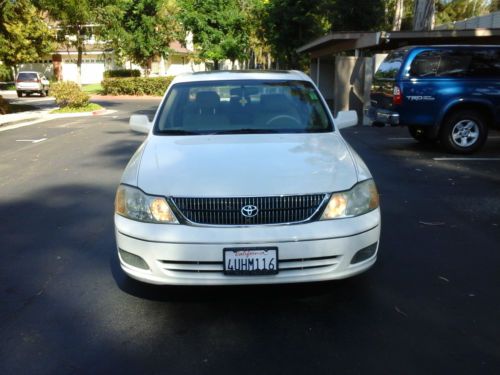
[17,72,38,80]
[154,79,332,135]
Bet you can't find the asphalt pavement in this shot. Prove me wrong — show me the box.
[0,99,499,374]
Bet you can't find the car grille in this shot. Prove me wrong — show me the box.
[171,194,328,225]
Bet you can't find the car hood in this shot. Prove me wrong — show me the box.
[133,133,359,197]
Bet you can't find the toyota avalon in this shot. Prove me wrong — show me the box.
[114,70,381,285]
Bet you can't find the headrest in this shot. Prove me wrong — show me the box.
[195,91,220,108]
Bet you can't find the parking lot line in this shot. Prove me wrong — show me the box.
[433,157,500,161]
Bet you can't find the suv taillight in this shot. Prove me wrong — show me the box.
[393,85,402,106]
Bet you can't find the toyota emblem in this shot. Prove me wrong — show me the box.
[241,204,258,218]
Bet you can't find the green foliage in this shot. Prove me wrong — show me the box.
[0,0,55,71]
[101,77,173,96]
[327,0,386,31]
[50,81,90,108]
[0,64,13,81]
[103,69,141,78]
[260,0,331,69]
[178,0,254,68]
[436,0,490,26]
[100,0,180,71]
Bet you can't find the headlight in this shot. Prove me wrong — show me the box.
[320,179,379,220]
[115,185,178,224]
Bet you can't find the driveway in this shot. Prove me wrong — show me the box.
[0,104,498,374]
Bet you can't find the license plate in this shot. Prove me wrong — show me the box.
[223,247,278,275]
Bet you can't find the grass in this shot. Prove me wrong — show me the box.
[82,83,103,95]
[51,103,103,114]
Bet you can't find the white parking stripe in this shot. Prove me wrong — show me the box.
[433,157,500,161]
[16,138,48,144]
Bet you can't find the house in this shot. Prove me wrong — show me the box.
[18,31,206,84]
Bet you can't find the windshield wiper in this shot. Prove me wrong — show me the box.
[209,129,280,135]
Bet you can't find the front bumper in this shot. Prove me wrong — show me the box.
[114,209,381,285]
[366,106,400,126]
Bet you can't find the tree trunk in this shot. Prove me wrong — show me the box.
[413,0,435,31]
[77,44,83,86]
[76,25,83,86]
[392,0,404,31]
[213,60,219,70]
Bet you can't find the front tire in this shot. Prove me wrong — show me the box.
[16,91,22,98]
[440,110,488,154]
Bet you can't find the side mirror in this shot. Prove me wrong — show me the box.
[335,110,358,130]
[129,115,152,134]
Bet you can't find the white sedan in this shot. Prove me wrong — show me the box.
[114,70,381,285]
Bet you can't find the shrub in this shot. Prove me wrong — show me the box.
[0,64,13,82]
[0,95,10,115]
[101,76,174,96]
[103,69,141,78]
[50,81,90,108]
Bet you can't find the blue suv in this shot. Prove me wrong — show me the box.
[368,45,500,153]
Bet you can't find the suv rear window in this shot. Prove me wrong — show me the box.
[374,49,407,80]
[17,72,38,81]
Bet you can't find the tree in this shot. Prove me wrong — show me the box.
[100,0,181,74]
[178,0,252,70]
[392,0,404,30]
[435,0,490,26]
[327,0,386,31]
[0,0,55,75]
[34,0,103,85]
[413,0,435,30]
[261,0,330,70]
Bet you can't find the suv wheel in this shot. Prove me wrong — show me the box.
[440,110,488,154]
[16,91,22,98]
[408,126,436,143]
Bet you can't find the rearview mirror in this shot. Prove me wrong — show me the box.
[335,110,358,130]
[129,115,152,134]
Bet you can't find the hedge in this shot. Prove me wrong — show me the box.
[103,69,141,78]
[101,76,174,96]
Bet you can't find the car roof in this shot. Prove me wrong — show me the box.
[17,71,40,74]
[396,45,500,52]
[171,70,312,84]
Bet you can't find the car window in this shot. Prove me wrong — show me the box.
[409,50,442,77]
[155,80,332,135]
[17,72,38,80]
[375,49,407,80]
[468,49,500,78]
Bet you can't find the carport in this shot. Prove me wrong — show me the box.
[297,28,500,125]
